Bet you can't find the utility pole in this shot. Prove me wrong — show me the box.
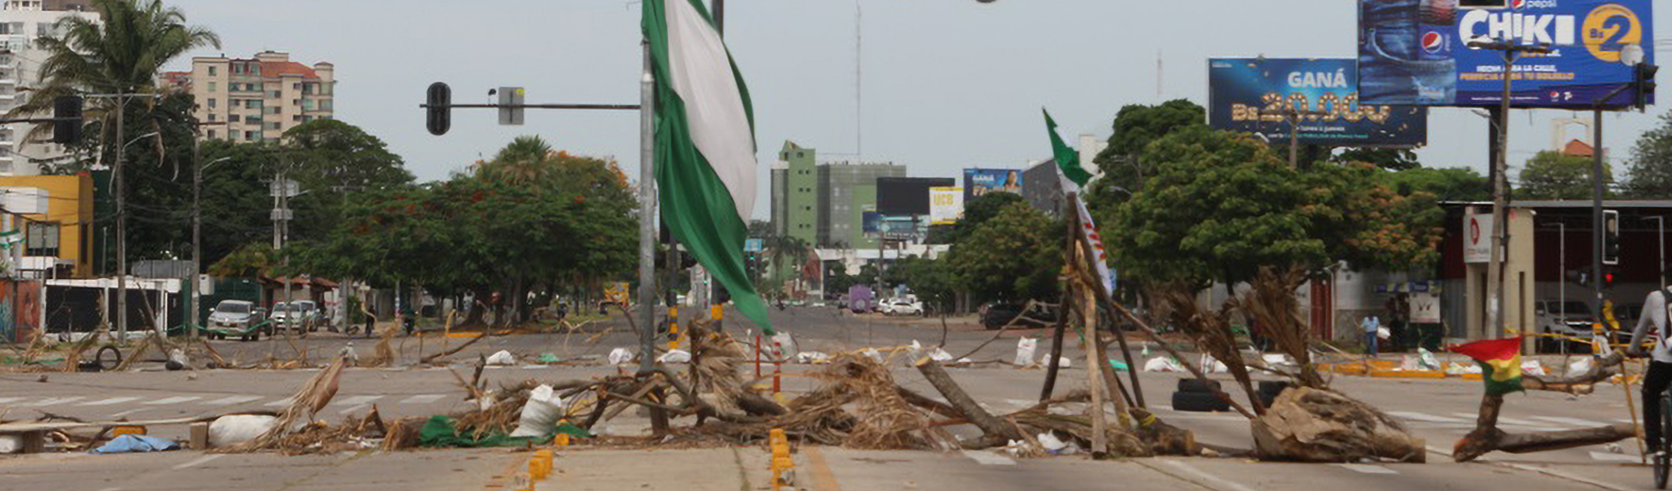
[113,93,126,341]
[1469,40,1550,338]
[189,123,227,339]
[637,41,658,375]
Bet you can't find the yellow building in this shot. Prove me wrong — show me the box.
[0,173,95,278]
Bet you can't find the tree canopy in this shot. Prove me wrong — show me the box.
[945,202,1062,304]
[1517,150,1612,200]
[1625,111,1672,199]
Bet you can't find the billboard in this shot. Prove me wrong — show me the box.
[1358,0,1655,107]
[929,187,964,225]
[1209,58,1428,147]
[964,168,1023,203]
[877,177,956,216]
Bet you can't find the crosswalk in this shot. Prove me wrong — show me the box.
[0,393,461,412]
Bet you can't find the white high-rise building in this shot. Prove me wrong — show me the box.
[0,0,98,175]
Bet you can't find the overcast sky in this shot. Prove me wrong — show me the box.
[164,0,1671,219]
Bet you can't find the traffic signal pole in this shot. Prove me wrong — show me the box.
[1593,107,1605,331]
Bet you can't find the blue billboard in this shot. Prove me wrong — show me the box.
[1209,58,1429,147]
[963,168,1023,204]
[1358,0,1654,108]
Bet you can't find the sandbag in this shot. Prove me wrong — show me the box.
[485,350,518,366]
[795,351,831,364]
[657,349,691,363]
[209,414,279,447]
[769,332,798,359]
[927,348,954,362]
[1567,356,1595,377]
[608,348,634,365]
[0,435,20,454]
[1014,337,1038,367]
[509,384,565,438]
[1039,354,1071,368]
[1417,348,1441,370]
[1521,360,1546,377]
[1144,357,1181,372]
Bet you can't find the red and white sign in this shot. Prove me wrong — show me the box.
[1464,214,1493,264]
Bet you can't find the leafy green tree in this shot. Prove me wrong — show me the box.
[1334,148,1421,171]
[1381,167,1490,202]
[1089,99,1207,197]
[1625,111,1672,198]
[901,257,956,313]
[948,192,1025,244]
[1517,150,1612,200]
[208,243,275,277]
[947,202,1062,304]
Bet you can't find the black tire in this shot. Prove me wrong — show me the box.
[94,345,122,371]
[1258,390,1279,408]
[1177,378,1223,394]
[1171,391,1231,413]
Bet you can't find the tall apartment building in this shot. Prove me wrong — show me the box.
[165,51,335,142]
[0,0,97,175]
[771,141,819,245]
[818,160,904,250]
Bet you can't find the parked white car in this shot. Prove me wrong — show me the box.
[885,299,923,316]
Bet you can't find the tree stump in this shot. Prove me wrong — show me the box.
[1250,387,1426,463]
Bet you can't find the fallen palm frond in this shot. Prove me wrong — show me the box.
[1232,267,1324,388]
[217,354,348,453]
[1158,286,1264,417]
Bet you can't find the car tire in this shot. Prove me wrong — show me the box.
[1257,380,1291,396]
[1177,378,1223,394]
[1171,391,1231,412]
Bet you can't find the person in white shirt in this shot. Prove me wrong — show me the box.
[1361,315,1381,357]
[1628,279,1672,456]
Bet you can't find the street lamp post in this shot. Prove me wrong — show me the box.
[1468,39,1551,339]
[84,92,160,342]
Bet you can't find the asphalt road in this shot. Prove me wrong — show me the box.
[1,306,1662,491]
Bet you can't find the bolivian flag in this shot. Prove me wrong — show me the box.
[1451,338,1524,395]
[643,0,771,333]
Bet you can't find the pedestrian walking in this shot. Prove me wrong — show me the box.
[1362,315,1381,357]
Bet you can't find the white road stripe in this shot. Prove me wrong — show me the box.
[144,396,202,405]
[21,396,83,407]
[400,394,446,404]
[1451,412,1541,426]
[203,395,263,406]
[78,397,139,406]
[1388,411,1468,423]
[329,395,384,407]
[1158,460,1259,491]
[264,397,295,407]
[960,450,1016,466]
[1337,463,1398,474]
[172,454,223,470]
[111,408,150,418]
[1590,451,1641,462]
[0,396,25,405]
[1532,416,1611,427]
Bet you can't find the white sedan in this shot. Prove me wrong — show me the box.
[886,300,922,316]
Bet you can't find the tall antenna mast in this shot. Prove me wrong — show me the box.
[1156,50,1164,100]
[855,1,863,161]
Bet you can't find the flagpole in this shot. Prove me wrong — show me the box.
[638,39,659,374]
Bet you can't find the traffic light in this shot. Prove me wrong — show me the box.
[1604,269,1619,289]
[51,95,82,144]
[425,82,451,136]
[1603,210,1620,266]
[1636,63,1658,111]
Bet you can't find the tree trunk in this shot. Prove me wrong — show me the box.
[916,359,1023,448]
[1452,353,1636,462]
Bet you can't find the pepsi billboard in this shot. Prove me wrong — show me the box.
[1359,0,1655,108]
[1208,58,1429,147]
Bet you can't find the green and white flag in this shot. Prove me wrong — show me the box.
[643,0,773,333]
[1044,109,1093,189]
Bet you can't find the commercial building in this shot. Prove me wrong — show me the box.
[0,0,98,175]
[164,51,335,142]
[0,172,94,278]
[818,160,904,250]
[771,141,819,244]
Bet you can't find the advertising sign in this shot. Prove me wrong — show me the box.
[963,168,1023,203]
[744,238,764,253]
[862,211,883,233]
[1410,292,1441,324]
[878,177,956,216]
[1464,213,1493,264]
[1358,0,1655,107]
[929,187,964,225]
[878,216,924,241]
[1209,58,1428,147]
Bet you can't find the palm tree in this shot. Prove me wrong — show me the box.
[479,135,557,185]
[8,0,220,147]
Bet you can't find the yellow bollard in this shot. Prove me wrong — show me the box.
[711,305,723,320]
[554,433,570,446]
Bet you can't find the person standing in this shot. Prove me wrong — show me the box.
[1362,315,1381,357]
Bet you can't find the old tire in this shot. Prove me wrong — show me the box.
[1177,378,1223,394]
[1171,391,1231,413]
[1258,381,1291,396]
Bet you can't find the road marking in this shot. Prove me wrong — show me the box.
[960,450,1016,466]
[144,396,202,405]
[1496,461,1634,491]
[1388,411,1468,423]
[1337,463,1398,474]
[1589,451,1641,462]
[400,394,446,404]
[264,397,295,407]
[804,446,844,491]
[111,407,153,418]
[78,396,139,406]
[0,396,24,405]
[21,396,84,407]
[1532,416,1610,427]
[1157,460,1259,491]
[203,395,263,406]
[171,454,223,470]
[1450,412,1542,426]
[1158,414,1248,422]
[330,395,383,407]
